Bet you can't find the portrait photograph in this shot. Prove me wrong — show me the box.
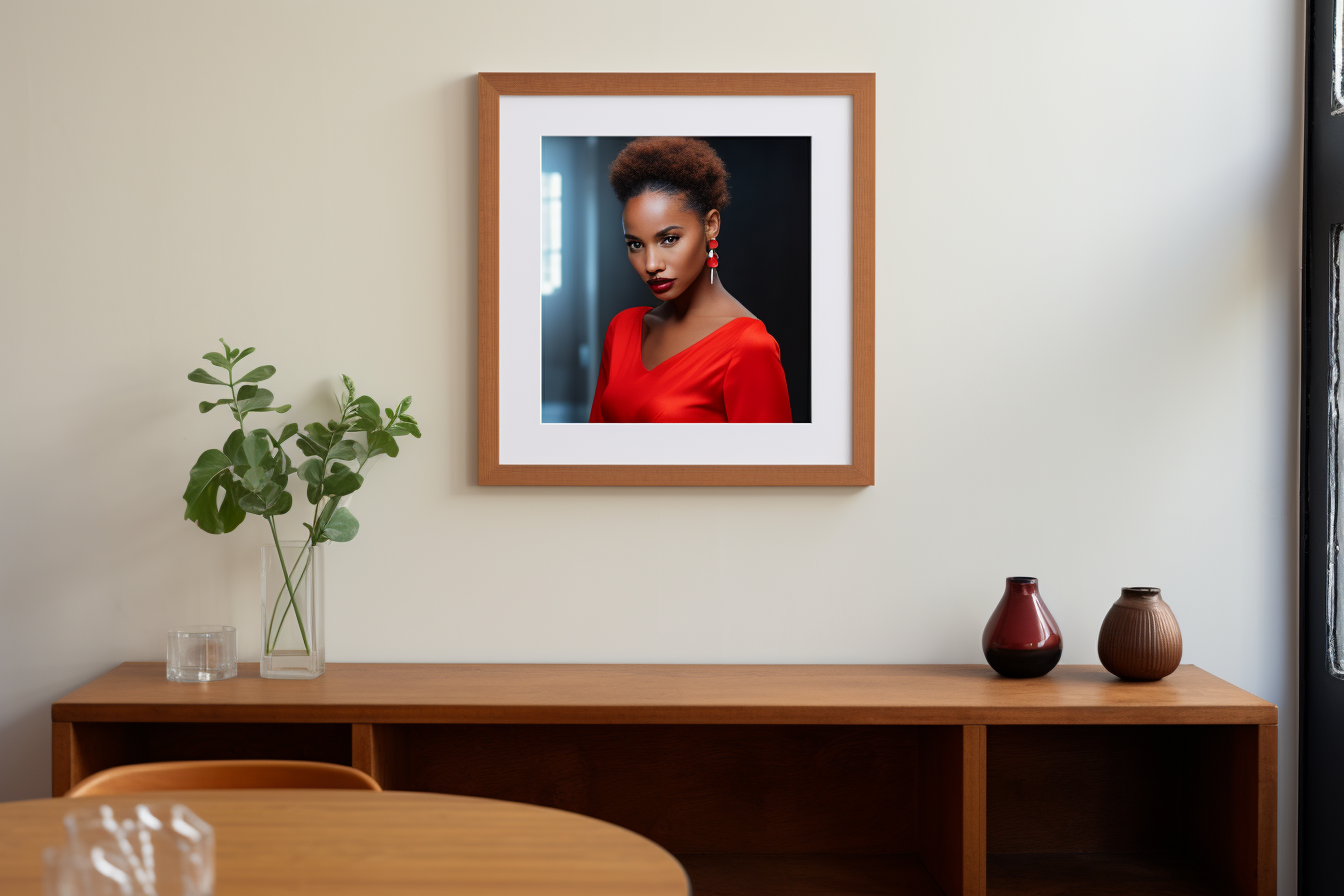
[478,73,874,485]
[540,135,811,426]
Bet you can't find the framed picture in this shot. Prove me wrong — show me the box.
[478,72,874,486]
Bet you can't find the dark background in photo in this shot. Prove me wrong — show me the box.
[540,136,812,423]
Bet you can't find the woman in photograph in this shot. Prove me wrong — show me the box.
[588,137,792,423]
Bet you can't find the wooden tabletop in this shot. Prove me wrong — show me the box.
[52,663,1276,725]
[0,790,689,895]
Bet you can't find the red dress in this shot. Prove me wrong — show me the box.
[589,306,792,423]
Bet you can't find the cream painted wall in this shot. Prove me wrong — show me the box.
[0,0,1302,889]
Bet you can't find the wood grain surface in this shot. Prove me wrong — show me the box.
[52,663,1276,725]
[987,853,1223,896]
[476,72,875,487]
[367,723,920,855]
[676,854,943,896]
[45,666,1276,896]
[0,790,688,896]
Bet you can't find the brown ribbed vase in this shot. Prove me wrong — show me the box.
[1097,586,1182,681]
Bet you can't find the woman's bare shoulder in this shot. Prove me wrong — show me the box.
[715,290,757,321]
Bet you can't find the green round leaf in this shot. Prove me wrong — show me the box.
[183,450,232,508]
[323,463,363,497]
[367,430,399,458]
[242,430,270,468]
[187,368,226,386]
[353,396,380,420]
[183,451,243,535]
[262,490,294,517]
[322,507,359,542]
[223,430,246,466]
[297,458,325,485]
[327,440,359,462]
[236,365,275,384]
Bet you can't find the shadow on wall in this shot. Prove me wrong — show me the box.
[0,701,64,799]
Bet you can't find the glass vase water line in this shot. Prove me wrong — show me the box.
[261,540,324,680]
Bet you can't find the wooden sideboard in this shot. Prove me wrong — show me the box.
[51,663,1276,896]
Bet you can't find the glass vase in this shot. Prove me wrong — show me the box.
[261,540,324,679]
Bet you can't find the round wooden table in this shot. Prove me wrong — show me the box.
[0,790,689,895]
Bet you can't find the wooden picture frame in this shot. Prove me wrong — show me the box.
[478,73,875,486]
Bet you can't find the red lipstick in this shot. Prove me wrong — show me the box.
[647,278,675,295]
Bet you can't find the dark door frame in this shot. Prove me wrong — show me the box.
[1302,2,1344,892]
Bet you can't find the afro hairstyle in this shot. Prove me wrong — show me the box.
[608,136,730,219]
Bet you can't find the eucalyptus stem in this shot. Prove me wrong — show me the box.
[271,492,329,650]
[266,489,331,653]
[264,517,311,656]
[227,369,242,434]
[268,550,313,654]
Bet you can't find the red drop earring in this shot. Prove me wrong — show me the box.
[706,238,719,284]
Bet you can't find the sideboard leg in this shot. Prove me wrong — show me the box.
[52,722,72,797]
[1248,724,1277,896]
[52,722,128,796]
[1199,723,1277,896]
[352,724,373,776]
[352,723,404,789]
[919,724,987,896]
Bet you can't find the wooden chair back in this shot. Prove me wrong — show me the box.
[65,759,381,797]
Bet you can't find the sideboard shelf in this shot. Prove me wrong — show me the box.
[51,663,1276,896]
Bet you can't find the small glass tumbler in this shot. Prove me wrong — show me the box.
[166,626,237,683]
[48,803,215,896]
[41,844,78,896]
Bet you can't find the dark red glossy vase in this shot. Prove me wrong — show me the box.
[981,577,1063,678]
